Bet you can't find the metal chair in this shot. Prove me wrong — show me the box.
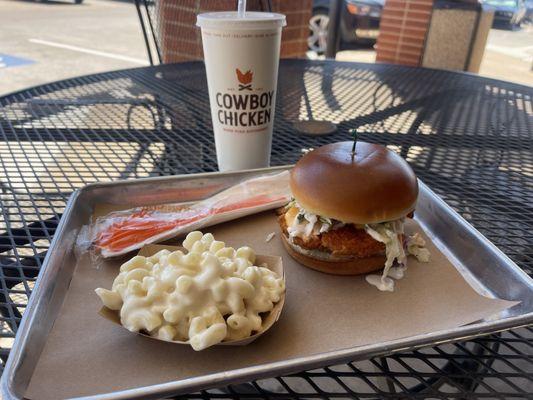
[135,0,273,65]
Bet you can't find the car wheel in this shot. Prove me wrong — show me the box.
[308,8,329,54]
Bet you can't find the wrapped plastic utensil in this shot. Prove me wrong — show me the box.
[78,171,290,258]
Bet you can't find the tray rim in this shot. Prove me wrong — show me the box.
[2,166,533,400]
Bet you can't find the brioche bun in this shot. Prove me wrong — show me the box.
[290,141,418,225]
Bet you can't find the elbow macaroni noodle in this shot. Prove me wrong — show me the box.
[95,231,285,351]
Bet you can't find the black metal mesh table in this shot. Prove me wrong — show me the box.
[0,59,532,398]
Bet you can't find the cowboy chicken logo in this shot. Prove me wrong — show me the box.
[236,68,253,91]
[213,68,274,129]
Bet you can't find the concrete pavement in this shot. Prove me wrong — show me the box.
[334,25,532,86]
[0,0,148,95]
[0,0,531,97]
[479,25,533,85]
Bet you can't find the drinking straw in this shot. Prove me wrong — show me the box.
[238,0,246,17]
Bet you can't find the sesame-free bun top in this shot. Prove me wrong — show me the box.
[290,141,418,224]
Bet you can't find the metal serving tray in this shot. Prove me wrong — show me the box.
[2,167,533,400]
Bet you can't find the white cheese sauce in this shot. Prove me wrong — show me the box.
[95,231,285,351]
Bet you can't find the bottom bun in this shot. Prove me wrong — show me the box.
[281,234,385,276]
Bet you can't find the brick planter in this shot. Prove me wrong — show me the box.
[376,0,434,66]
[159,0,312,63]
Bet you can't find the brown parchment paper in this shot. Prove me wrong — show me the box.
[25,212,518,400]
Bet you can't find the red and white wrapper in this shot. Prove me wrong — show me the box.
[77,171,290,258]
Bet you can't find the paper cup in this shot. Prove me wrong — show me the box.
[197,12,286,171]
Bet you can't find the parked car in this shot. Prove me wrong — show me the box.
[308,0,384,54]
[525,0,533,21]
[35,0,83,3]
[483,0,527,29]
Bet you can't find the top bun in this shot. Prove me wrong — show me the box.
[290,141,418,224]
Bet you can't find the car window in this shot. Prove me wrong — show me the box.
[483,0,518,6]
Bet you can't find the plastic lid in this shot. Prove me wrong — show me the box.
[196,11,286,30]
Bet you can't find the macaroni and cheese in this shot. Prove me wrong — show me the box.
[95,231,285,351]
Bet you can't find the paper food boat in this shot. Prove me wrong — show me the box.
[99,244,285,347]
